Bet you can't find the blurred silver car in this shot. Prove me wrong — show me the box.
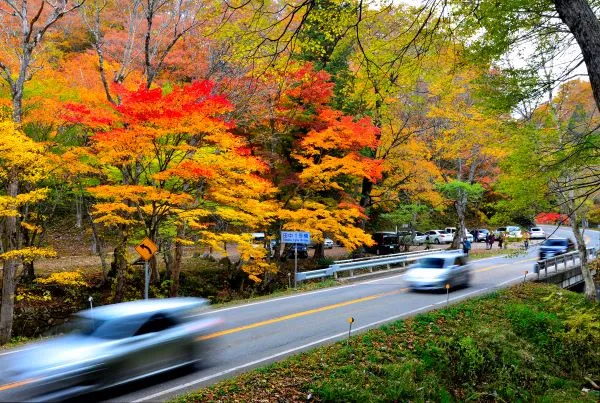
[405,253,472,290]
[0,298,221,401]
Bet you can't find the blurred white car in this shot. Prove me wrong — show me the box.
[0,298,221,402]
[406,252,472,290]
[529,227,547,239]
[324,238,335,249]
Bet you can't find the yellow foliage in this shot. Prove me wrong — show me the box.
[36,271,88,287]
[279,198,373,250]
[16,290,52,302]
[0,247,57,263]
[0,119,51,184]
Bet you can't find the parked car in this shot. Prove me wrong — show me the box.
[412,231,427,245]
[397,231,427,246]
[251,232,266,246]
[529,227,547,240]
[405,252,472,290]
[0,298,221,402]
[445,227,474,242]
[494,226,522,238]
[425,230,453,244]
[539,238,576,260]
[365,232,400,255]
[324,238,335,249]
[471,228,489,242]
[283,243,309,258]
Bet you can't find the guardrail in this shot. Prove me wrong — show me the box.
[333,248,444,264]
[295,248,458,283]
[534,247,596,279]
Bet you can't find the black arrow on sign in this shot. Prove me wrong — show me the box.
[140,244,153,255]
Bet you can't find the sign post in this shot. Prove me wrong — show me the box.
[135,237,158,300]
[281,231,311,289]
[294,243,298,288]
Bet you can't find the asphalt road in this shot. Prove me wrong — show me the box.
[98,224,593,402]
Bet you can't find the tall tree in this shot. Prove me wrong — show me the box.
[0,114,54,344]
[0,0,84,123]
[64,80,277,299]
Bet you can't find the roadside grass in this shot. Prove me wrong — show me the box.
[175,283,600,403]
[468,249,507,259]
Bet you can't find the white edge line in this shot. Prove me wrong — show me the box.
[133,284,510,402]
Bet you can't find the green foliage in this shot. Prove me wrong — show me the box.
[437,180,484,203]
[504,303,563,349]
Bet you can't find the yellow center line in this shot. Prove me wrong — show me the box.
[199,257,539,341]
[475,257,537,273]
[198,288,407,341]
[474,257,537,273]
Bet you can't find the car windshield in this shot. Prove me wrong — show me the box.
[415,258,446,268]
[72,316,145,339]
[531,228,541,231]
[543,239,567,247]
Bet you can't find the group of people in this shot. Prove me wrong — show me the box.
[461,230,532,255]
[484,231,530,250]
[484,233,501,249]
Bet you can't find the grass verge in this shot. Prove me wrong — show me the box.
[175,283,600,402]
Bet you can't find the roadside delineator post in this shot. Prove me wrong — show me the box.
[347,317,354,346]
[523,270,528,284]
[88,296,93,310]
[445,283,450,306]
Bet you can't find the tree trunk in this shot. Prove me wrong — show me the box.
[312,243,325,260]
[112,231,129,302]
[170,224,185,297]
[20,261,35,284]
[451,191,467,250]
[87,202,108,282]
[162,238,173,280]
[553,0,600,112]
[0,179,20,344]
[75,196,83,228]
[150,254,160,285]
[571,209,597,301]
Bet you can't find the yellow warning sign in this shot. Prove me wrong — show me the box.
[135,237,158,261]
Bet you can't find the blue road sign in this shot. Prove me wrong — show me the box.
[281,231,311,244]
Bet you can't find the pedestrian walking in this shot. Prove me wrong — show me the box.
[489,233,496,249]
[523,231,529,250]
[498,233,504,249]
[485,233,491,249]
